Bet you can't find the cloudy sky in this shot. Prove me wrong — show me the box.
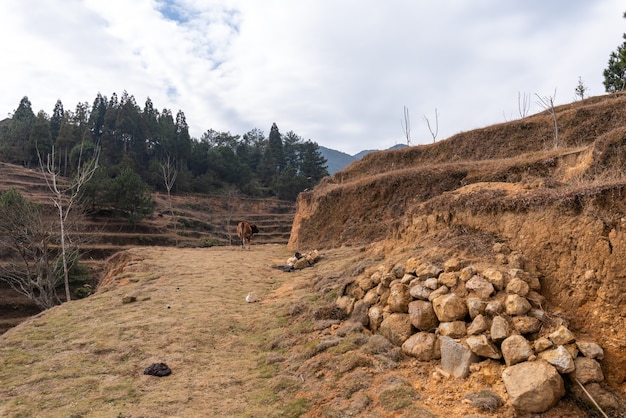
[0,1,623,155]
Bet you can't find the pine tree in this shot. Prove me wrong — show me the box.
[29,110,52,166]
[603,12,626,93]
[9,97,36,166]
[260,123,285,186]
[50,100,64,142]
[88,93,107,142]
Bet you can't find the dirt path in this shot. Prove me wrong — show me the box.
[0,245,329,417]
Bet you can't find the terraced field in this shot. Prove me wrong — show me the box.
[0,162,296,333]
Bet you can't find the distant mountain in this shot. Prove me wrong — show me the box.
[319,144,407,175]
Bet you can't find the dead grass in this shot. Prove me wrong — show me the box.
[0,246,292,416]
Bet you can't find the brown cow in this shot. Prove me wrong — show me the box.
[237,221,259,249]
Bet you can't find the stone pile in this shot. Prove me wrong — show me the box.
[335,250,618,414]
[288,250,321,270]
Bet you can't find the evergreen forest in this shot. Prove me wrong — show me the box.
[0,92,329,210]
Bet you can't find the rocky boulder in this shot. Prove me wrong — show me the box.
[401,332,440,361]
[440,336,479,378]
[502,360,565,413]
[408,300,439,331]
[466,334,502,360]
[432,293,468,322]
[387,283,411,313]
[379,313,413,346]
[501,335,533,366]
[538,345,575,374]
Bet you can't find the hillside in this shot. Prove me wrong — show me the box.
[1,93,626,416]
[288,93,626,413]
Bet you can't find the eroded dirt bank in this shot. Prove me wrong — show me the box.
[394,203,626,387]
[286,94,626,414]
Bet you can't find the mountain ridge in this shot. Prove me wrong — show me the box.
[319,143,407,174]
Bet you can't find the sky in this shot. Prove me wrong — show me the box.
[0,1,624,155]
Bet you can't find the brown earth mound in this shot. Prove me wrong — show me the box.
[289,93,626,409]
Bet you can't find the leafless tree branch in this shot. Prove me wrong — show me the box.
[423,108,439,143]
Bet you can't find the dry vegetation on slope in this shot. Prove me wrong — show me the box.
[288,93,626,411]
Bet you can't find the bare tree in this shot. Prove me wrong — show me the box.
[160,155,178,244]
[224,186,240,246]
[0,189,61,309]
[38,142,99,302]
[401,106,412,146]
[535,89,559,149]
[518,92,530,118]
[423,108,439,143]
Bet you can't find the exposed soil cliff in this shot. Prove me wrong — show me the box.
[289,93,626,398]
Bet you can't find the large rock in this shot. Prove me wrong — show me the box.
[538,345,575,373]
[432,293,468,322]
[465,275,495,299]
[534,337,553,353]
[467,314,489,335]
[357,274,379,292]
[400,273,415,284]
[526,290,546,308]
[483,268,505,291]
[368,305,384,331]
[569,357,604,384]
[401,332,440,361]
[502,361,565,413]
[549,325,576,346]
[438,321,467,338]
[293,257,309,270]
[427,285,449,302]
[504,294,531,316]
[490,316,509,343]
[570,382,620,412]
[466,335,502,360]
[409,284,431,300]
[438,272,458,287]
[387,283,411,313]
[484,300,504,316]
[440,336,479,378]
[379,313,413,346]
[443,257,464,272]
[501,335,533,366]
[423,278,439,290]
[363,288,379,305]
[350,300,371,327]
[459,266,475,282]
[408,300,439,331]
[576,341,604,360]
[336,296,356,315]
[510,316,541,334]
[505,278,530,297]
[406,258,442,279]
[465,298,485,319]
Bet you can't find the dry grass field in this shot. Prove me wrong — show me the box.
[0,245,327,417]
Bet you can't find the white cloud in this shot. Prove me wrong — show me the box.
[0,0,624,154]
